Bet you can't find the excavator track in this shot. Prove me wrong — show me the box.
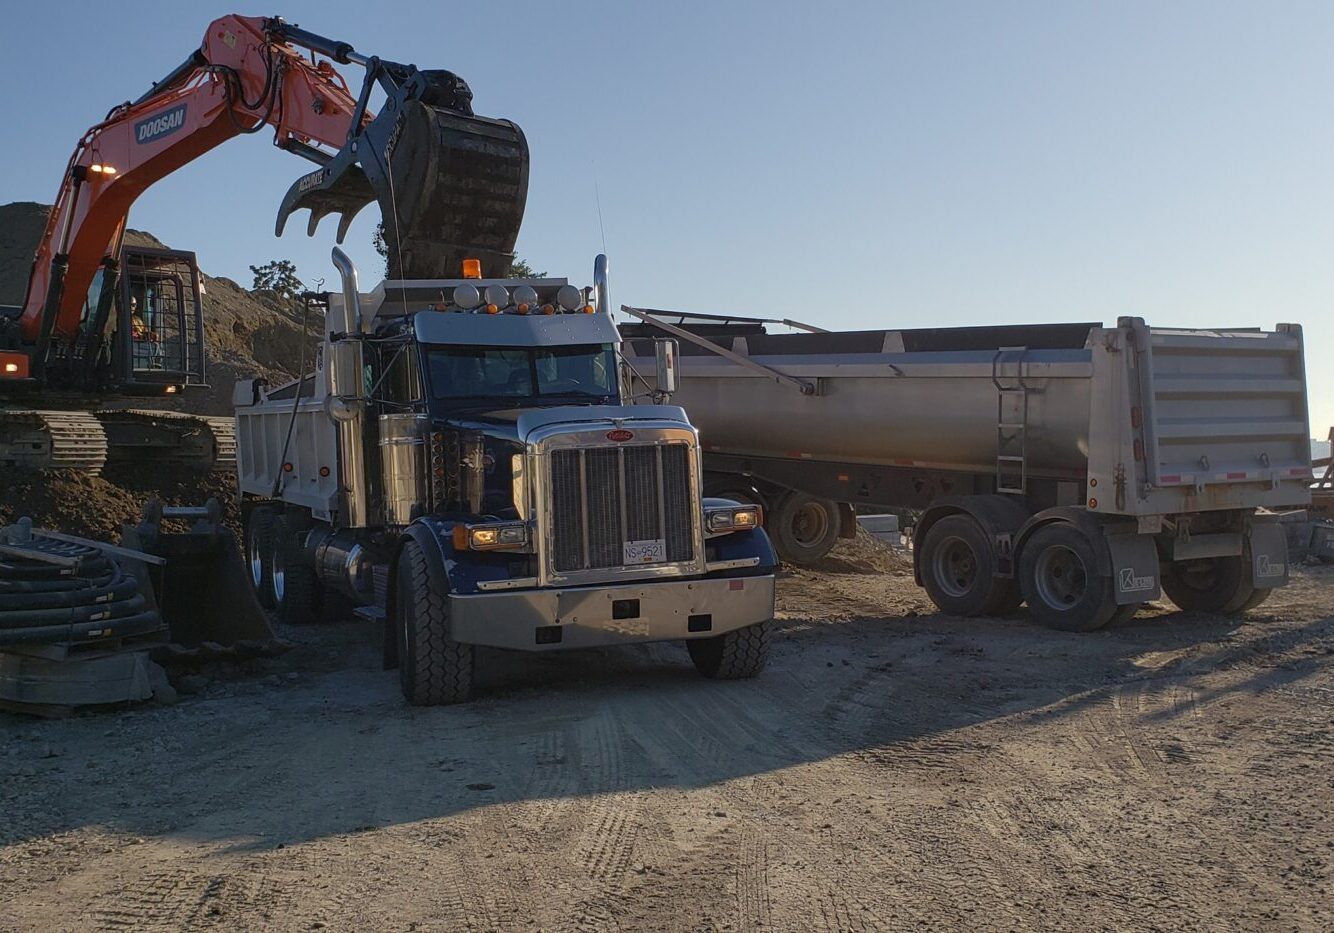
[0,410,110,474]
[97,409,236,473]
[202,415,237,472]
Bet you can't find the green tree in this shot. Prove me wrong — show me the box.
[249,259,303,298]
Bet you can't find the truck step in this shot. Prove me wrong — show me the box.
[353,605,386,624]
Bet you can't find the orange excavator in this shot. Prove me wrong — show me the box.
[0,14,529,472]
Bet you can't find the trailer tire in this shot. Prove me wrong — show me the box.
[703,476,766,510]
[244,505,276,609]
[396,540,474,705]
[688,620,771,680]
[920,515,1019,617]
[1161,554,1267,614]
[1018,523,1119,632]
[770,492,842,564]
[271,514,320,625]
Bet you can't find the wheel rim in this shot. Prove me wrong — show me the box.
[247,521,265,591]
[931,535,979,598]
[1034,545,1088,611]
[271,531,286,606]
[791,501,831,548]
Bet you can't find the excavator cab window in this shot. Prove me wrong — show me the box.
[111,248,207,393]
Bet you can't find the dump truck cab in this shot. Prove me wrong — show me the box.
[235,252,777,704]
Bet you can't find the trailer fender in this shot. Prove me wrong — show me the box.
[913,495,1030,585]
[384,520,454,669]
[1016,507,1161,605]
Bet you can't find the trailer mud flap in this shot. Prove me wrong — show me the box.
[1105,532,1161,604]
[1248,522,1290,588]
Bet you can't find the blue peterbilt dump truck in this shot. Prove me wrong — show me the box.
[233,251,776,704]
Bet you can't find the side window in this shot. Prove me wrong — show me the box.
[375,343,422,405]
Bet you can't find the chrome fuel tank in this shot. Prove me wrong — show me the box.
[378,413,428,525]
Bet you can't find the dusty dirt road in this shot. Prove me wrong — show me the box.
[2,539,1332,931]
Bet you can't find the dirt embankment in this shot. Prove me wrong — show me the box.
[0,201,317,414]
[0,468,239,541]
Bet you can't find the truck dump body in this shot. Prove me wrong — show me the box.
[622,316,1312,517]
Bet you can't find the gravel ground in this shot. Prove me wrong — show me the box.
[1,539,1331,932]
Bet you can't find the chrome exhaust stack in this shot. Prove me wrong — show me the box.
[328,247,370,528]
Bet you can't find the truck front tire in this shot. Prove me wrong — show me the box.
[771,492,842,565]
[920,514,1020,617]
[688,621,771,679]
[396,540,474,705]
[1018,523,1121,632]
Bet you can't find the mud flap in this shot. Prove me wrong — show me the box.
[276,100,528,280]
[1248,520,1290,588]
[1105,531,1161,604]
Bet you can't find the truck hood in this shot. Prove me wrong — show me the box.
[514,405,690,441]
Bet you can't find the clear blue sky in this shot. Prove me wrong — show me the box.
[2,1,1331,435]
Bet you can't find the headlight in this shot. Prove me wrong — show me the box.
[704,505,763,536]
[452,521,530,551]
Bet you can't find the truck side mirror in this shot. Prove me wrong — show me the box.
[654,338,679,398]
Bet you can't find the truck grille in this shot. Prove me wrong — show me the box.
[550,444,695,573]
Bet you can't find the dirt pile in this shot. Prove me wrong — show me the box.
[0,467,238,541]
[0,201,317,414]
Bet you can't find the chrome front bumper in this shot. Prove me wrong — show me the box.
[449,574,775,651]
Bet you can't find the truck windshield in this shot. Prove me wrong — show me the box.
[426,343,618,402]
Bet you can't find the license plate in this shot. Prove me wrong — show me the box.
[623,538,666,565]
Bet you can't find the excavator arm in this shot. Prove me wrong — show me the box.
[4,14,528,384]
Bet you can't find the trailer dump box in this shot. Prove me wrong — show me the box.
[623,311,1311,631]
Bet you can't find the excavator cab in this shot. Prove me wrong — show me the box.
[110,248,207,393]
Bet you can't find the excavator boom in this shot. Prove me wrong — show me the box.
[0,13,529,393]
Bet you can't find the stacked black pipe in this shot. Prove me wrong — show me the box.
[0,531,162,648]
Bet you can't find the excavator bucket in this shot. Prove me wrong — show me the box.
[119,499,279,651]
[276,66,529,280]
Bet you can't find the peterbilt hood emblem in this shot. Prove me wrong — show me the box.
[606,429,634,442]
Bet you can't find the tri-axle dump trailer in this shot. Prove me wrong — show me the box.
[233,253,776,704]
[621,311,1313,631]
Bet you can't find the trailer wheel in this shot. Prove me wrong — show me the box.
[396,540,474,705]
[1018,523,1119,632]
[1161,553,1269,614]
[270,514,321,625]
[771,492,842,564]
[244,505,276,608]
[687,621,771,679]
[919,515,1019,617]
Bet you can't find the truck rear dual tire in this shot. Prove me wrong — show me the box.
[270,514,321,626]
[688,621,772,679]
[396,540,474,705]
[1161,551,1272,615]
[244,506,276,609]
[919,515,1021,617]
[1018,523,1124,632]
